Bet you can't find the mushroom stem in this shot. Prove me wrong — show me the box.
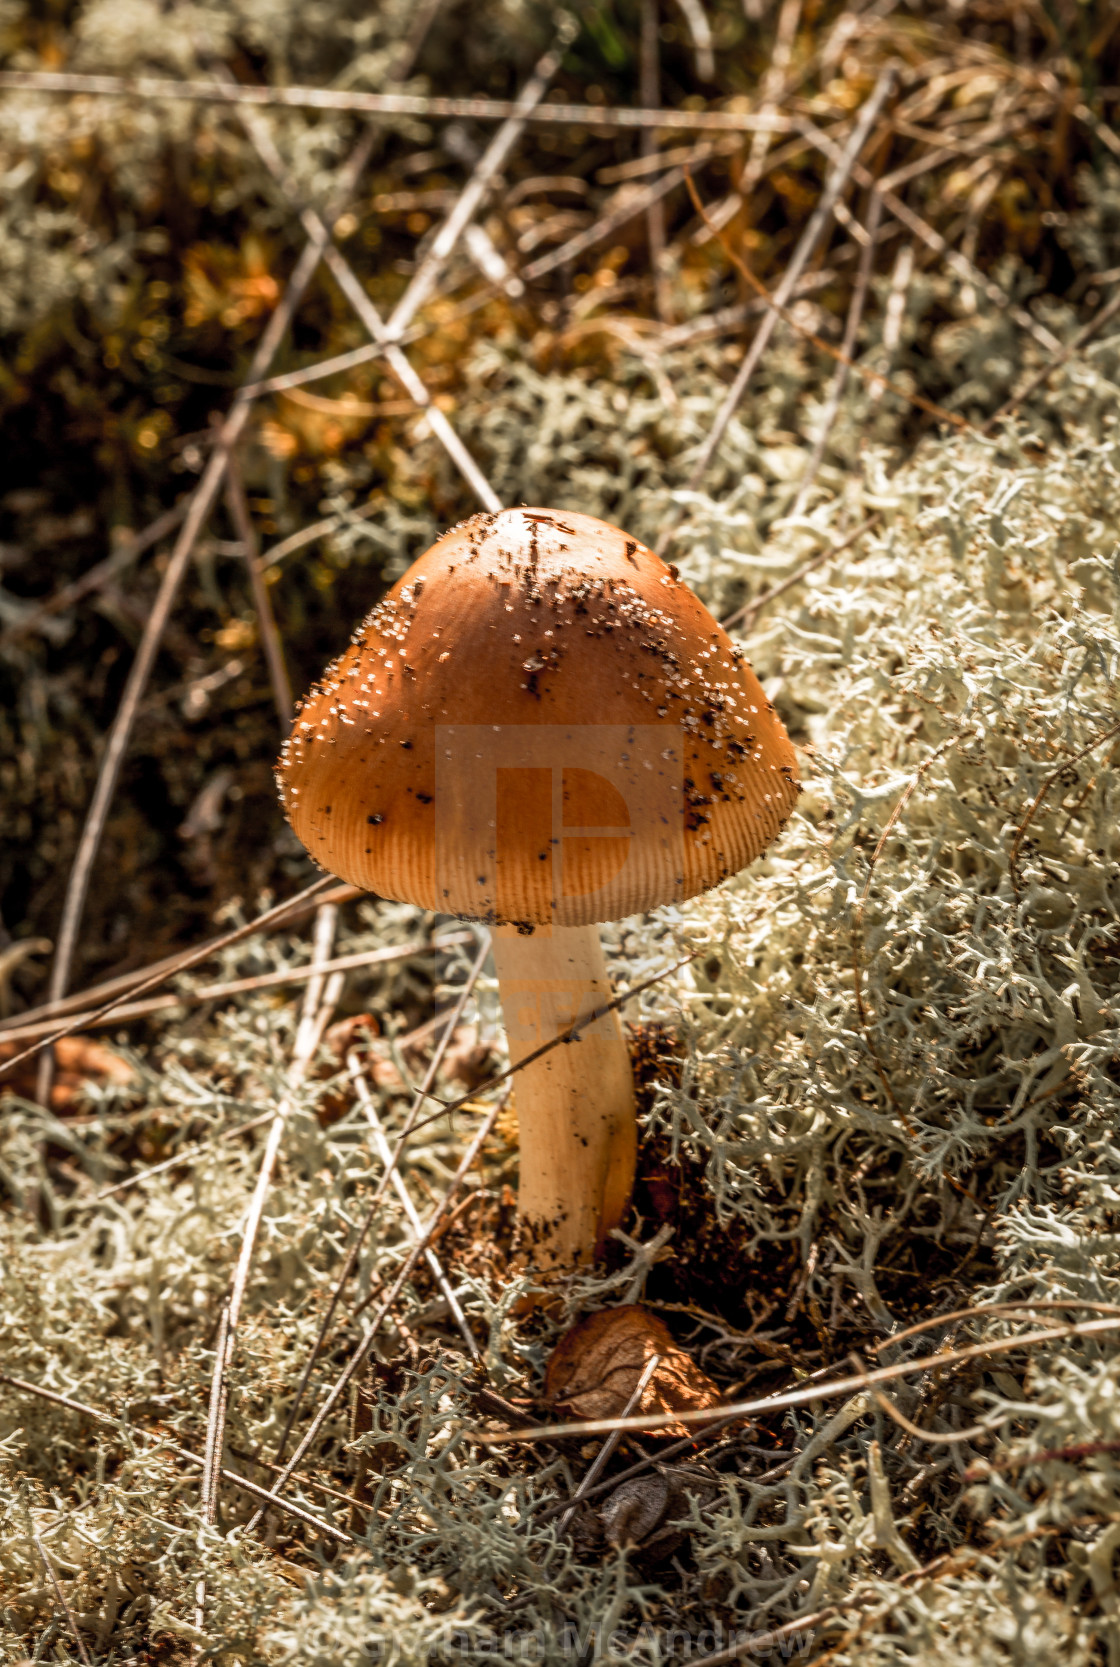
[491,923,637,1269]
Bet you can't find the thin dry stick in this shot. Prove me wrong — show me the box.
[233,34,574,506]
[967,1437,1120,1479]
[0,878,354,1039]
[84,940,478,1207]
[224,451,293,728]
[869,1385,987,1446]
[352,1063,479,1359]
[237,108,502,513]
[240,179,816,413]
[0,875,336,1080]
[534,1410,743,1524]
[484,1313,1120,1445]
[734,0,802,213]
[269,929,492,1465]
[243,1099,501,1532]
[0,930,471,1045]
[384,24,571,341]
[192,1296,231,1647]
[33,1531,94,1667]
[868,239,914,410]
[849,737,962,1124]
[90,1111,274,1203]
[523,161,699,284]
[391,0,446,78]
[686,163,970,436]
[795,116,1062,354]
[1,1372,356,1545]
[789,188,883,517]
[405,951,697,1136]
[556,1353,662,1534]
[721,514,880,632]
[873,1297,1120,1353]
[983,283,1120,432]
[640,0,670,321]
[34,118,382,1108]
[0,499,189,652]
[198,903,338,1567]
[656,64,896,556]
[0,70,794,133]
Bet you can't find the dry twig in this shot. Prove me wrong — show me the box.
[224,451,293,729]
[196,902,340,1596]
[555,1352,662,1535]
[268,930,491,1465]
[0,1372,356,1545]
[483,1314,1120,1444]
[243,1099,502,1532]
[0,70,794,134]
[0,930,471,1045]
[0,875,337,1081]
[33,1531,94,1667]
[33,118,382,1108]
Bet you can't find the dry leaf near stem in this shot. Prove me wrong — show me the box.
[439,1023,497,1091]
[0,1034,134,1111]
[316,1013,406,1125]
[544,1304,721,1438]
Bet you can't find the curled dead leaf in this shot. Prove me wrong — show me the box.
[544,1304,721,1439]
[0,1035,134,1112]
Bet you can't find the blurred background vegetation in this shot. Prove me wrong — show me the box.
[2,0,1120,998]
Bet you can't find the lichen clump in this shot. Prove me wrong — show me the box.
[2,402,1119,1663]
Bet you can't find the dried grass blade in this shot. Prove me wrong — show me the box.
[225,451,293,728]
[192,1296,231,1649]
[556,1352,661,1534]
[352,1063,479,1359]
[789,188,883,517]
[721,514,880,632]
[0,1372,355,1544]
[657,64,897,554]
[33,119,375,1107]
[385,24,571,340]
[0,71,794,134]
[0,930,472,1046]
[984,283,1120,432]
[523,162,698,284]
[268,930,491,1465]
[33,1530,94,1667]
[482,1315,1120,1444]
[0,499,189,652]
[404,950,696,1136]
[738,0,802,205]
[198,903,338,1555]
[796,117,1062,353]
[640,0,670,320]
[0,875,336,1079]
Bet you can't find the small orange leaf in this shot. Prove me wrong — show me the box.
[0,1035,134,1112]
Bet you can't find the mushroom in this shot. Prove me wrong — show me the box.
[277,509,799,1269]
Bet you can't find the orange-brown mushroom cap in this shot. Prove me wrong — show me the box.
[277,508,800,925]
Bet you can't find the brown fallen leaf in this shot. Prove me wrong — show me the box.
[440,1023,496,1092]
[544,1304,721,1439]
[316,1013,408,1125]
[0,1035,135,1112]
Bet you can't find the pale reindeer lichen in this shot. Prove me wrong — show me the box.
[3,2,1120,1655]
